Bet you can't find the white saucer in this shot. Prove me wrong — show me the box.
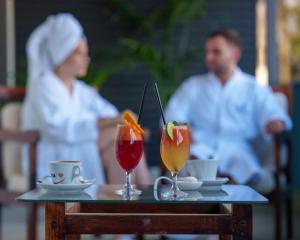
[199,177,229,191]
[37,180,95,192]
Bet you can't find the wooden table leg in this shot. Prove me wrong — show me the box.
[45,203,65,240]
[232,204,252,240]
[27,203,38,240]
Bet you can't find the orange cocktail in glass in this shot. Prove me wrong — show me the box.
[160,124,190,199]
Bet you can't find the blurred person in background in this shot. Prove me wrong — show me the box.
[22,13,150,185]
[164,28,291,194]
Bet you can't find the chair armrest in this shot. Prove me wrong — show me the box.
[273,130,292,157]
[0,129,39,189]
[273,130,293,143]
[0,129,39,144]
[272,130,293,180]
[0,86,26,102]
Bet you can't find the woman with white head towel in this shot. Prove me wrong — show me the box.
[22,13,150,185]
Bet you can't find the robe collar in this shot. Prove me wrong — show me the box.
[209,67,242,90]
[47,70,78,99]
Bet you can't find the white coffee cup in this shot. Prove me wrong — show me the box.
[49,161,81,184]
[186,158,218,181]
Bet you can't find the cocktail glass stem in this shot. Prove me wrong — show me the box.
[171,172,179,198]
[115,170,142,196]
[124,171,131,195]
[160,171,188,200]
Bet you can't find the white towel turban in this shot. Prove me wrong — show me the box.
[26,13,84,91]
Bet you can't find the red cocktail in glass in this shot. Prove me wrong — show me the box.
[115,124,143,196]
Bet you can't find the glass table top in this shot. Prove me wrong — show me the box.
[16,184,268,204]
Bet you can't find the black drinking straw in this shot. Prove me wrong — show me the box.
[152,80,166,125]
[137,79,150,124]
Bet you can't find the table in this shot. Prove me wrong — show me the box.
[17,184,268,240]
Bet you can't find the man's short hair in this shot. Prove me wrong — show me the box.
[207,28,241,49]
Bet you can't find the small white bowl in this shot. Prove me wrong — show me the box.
[177,177,203,191]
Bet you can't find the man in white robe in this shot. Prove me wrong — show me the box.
[164,29,291,193]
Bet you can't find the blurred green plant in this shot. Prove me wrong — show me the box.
[83,0,205,103]
[16,0,205,103]
[15,60,27,86]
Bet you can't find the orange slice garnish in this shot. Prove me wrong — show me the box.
[122,111,144,136]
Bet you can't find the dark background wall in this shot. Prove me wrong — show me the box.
[0,0,7,85]
[293,83,300,189]
[15,0,256,166]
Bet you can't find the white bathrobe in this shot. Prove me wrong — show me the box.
[22,71,118,183]
[164,68,292,184]
[22,13,118,183]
